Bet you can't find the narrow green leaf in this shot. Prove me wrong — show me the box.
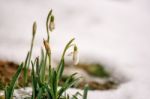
[61,38,75,58]
[52,70,57,99]
[37,87,44,99]
[23,51,30,86]
[83,84,89,99]
[71,92,82,99]
[36,57,40,76]
[57,38,75,80]
[40,48,45,71]
[49,69,55,98]
[57,59,65,80]
[5,63,24,99]
[45,85,53,99]
[58,73,78,97]
[31,60,39,99]
[41,52,48,83]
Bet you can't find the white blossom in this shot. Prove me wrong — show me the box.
[73,45,79,65]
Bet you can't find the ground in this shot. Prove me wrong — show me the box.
[0,0,150,99]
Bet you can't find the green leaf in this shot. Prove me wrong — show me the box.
[57,38,75,80]
[72,92,82,99]
[52,70,57,99]
[41,52,48,83]
[5,63,24,99]
[57,59,65,80]
[36,57,40,76]
[31,60,39,99]
[23,51,30,86]
[83,84,89,99]
[40,48,45,71]
[49,69,55,99]
[37,87,44,99]
[45,85,53,99]
[62,38,75,58]
[58,73,78,98]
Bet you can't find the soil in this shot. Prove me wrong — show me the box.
[0,60,118,91]
[60,63,118,90]
[0,60,31,90]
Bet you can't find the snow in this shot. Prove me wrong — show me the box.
[0,0,150,99]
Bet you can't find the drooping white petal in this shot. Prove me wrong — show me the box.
[73,51,79,65]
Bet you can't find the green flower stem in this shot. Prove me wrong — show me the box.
[41,52,48,83]
[56,38,75,92]
[46,10,52,42]
[24,26,36,86]
[62,38,75,59]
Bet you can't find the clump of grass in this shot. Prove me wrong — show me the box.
[4,10,88,99]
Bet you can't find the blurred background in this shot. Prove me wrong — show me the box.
[0,0,150,68]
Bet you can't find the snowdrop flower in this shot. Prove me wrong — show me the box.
[49,15,55,32]
[73,45,79,65]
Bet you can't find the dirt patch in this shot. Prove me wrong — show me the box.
[0,60,31,90]
[0,60,118,91]
[59,63,118,90]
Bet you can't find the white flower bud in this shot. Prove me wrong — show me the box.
[73,45,79,65]
[32,21,37,37]
[43,39,51,55]
[49,15,55,31]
